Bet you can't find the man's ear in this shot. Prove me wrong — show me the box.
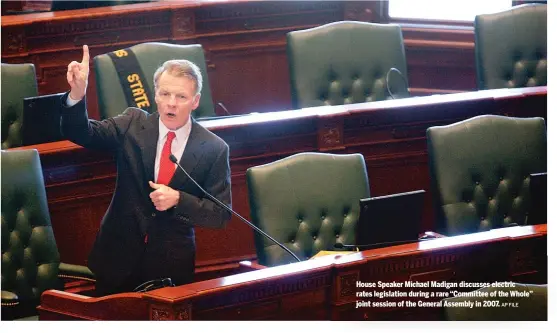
[192,93,201,110]
[154,87,160,104]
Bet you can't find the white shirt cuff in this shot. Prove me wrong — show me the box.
[66,94,81,107]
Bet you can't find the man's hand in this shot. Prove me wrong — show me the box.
[67,45,90,101]
[149,181,180,211]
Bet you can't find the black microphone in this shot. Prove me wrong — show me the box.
[169,154,301,263]
[386,67,409,100]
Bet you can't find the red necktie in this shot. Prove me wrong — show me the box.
[157,131,176,185]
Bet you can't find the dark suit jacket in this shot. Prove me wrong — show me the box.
[60,95,232,289]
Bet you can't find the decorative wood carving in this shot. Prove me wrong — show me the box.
[173,9,195,37]
[27,14,169,37]
[198,273,330,310]
[322,127,341,145]
[3,29,25,54]
[150,307,171,321]
[318,116,344,151]
[175,305,191,320]
[338,271,358,298]
[149,303,191,321]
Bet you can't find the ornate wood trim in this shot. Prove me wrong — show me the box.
[2,27,26,55]
[335,271,359,303]
[196,272,330,310]
[318,115,344,151]
[172,8,195,37]
[150,303,192,320]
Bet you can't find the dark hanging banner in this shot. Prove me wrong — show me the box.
[107,48,155,113]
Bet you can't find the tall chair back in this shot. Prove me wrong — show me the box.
[474,4,547,90]
[287,21,409,109]
[426,115,546,235]
[1,149,61,319]
[246,152,370,266]
[1,63,38,149]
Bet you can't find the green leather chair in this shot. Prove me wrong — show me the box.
[286,21,409,109]
[474,4,547,90]
[1,63,38,149]
[443,283,547,320]
[426,115,546,236]
[246,152,370,267]
[1,149,95,320]
[94,42,215,119]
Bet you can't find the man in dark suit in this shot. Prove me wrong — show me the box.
[62,45,232,296]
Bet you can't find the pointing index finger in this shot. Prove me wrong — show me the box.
[81,45,90,64]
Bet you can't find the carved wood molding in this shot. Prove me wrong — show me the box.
[197,272,330,310]
[174,305,192,320]
[510,237,546,278]
[172,9,195,37]
[195,1,342,21]
[150,303,192,320]
[332,270,360,303]
[368,253,461,277]
[192,0,343,36]
[318,116,344,151]
[27,14,170,37]
[238,272,330,302]
[2,27,26,55]
[337,271,359,300]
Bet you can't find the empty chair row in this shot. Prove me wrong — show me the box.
[1,3,546,149]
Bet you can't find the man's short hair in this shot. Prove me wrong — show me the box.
[153,60,203,95]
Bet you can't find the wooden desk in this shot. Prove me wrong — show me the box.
[9,86,547,275]
[2,0,475,119]
[37,224,547,320]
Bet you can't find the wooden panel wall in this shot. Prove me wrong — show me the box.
[2,0,476,120]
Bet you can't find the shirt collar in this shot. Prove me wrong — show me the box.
[158,116,192,144]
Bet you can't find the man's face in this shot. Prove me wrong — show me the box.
[155,71,200,130]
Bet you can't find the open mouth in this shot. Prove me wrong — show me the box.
[166,112,177,119]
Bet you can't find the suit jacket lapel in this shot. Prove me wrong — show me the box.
[169,119,206,190]
[139,112,160,182]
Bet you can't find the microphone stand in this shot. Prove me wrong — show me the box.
[169,154,301,263]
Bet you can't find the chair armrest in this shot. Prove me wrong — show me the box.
[239,260,267,270]
[59,262,95,282]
